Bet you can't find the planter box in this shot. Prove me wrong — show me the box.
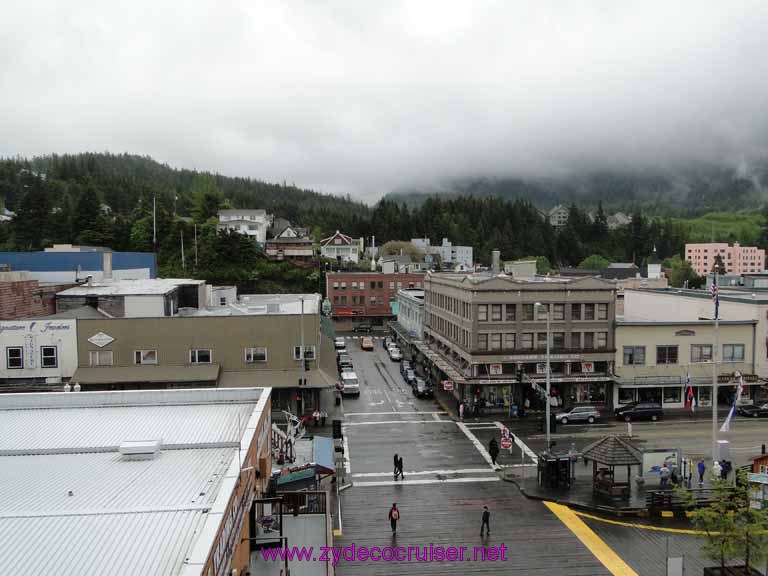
[703,567,763,575]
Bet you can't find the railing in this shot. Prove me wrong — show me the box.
[646,487,729,515]
[276,490,328,515]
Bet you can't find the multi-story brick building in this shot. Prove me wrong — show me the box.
[422,271,617,410]
[326,272,426,329]
[685,242,765,277]
[0,272,74,320]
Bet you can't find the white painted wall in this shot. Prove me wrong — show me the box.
[19,268,151,283]
[123,295,166,318]
[0,320,78,381]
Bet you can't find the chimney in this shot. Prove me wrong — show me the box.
[492,250,501,275]
[102,251,113,281]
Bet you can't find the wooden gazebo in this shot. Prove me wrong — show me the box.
[582,435,642,499]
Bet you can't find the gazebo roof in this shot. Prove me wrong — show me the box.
[582,435,642,467]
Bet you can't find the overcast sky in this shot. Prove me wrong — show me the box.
[2,1,768,202]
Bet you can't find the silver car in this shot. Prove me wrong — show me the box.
[557,405,600,425]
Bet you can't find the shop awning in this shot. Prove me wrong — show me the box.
[276,467,316,486]
[72,364,220,386]
[313,436,335,474]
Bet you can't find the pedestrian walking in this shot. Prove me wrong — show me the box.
[659,464,671,487]
[713,460,722,481]
[480,506,490,536]
[697,459,706,485]
[388,503,400,534]
[320,410,327,427]
[722,460,731,481]
[313,409,321,427]
[459,402,465,422]
[398,455,404,480]
[393,453,399,480]
[489,438,500,467]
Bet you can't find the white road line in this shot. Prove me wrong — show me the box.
[353,477,501,487]
[462,425,501,430]
[494,421,538,463]
[345,411,447,416]
[352,468,496,478]
[456,421,496,469]
[432,412,441,421]
[343,433,351,475]
[344,419,453,426]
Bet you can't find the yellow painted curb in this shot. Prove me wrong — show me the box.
[544,501,639,576]
[333,529,342,536]
[661,511,674,518]
[572,510,713,535]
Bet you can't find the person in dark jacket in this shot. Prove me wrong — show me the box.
[398,455,404,480]
[489,438,500,467]
[697,459,706,485]
[388,503,400,533]
[393,453,400,480]
[481,506,490,536]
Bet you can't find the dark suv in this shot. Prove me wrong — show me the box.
[614,402,663,422]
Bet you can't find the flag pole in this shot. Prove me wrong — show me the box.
[711,271,719,463]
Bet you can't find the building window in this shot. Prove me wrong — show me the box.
[691,344,713,363]
[570,332,581,348]
[478,334,488,351]
[397,282,402,289]
[664,387,682,403]
[536,332,548,349]
[552,332,565,348]
[521,333,534,349]
[478,305,488,322]
[656,345,678,365]
[584,304,595,320]
[571,304,581,320]
[369,297,376,303]
[491,304,502,321]
[597,303,608,320]
[6,347,23,369]
[522,304,534,321]
[333,282,339,289]
[89,350,113,366]
[623,346,645,365]
[505,304,516,321]
[389,282,394,289]
[41,346,58,368]
[504,333,516,349]
[134,350,158,365]
[219,297,227,306]
[490,333,502,350]
[377,282,383,289]
[583,332,594,349]
[293,346,316,360]
[618,388,636,404]
[190,349,212,364]
[596,332,607,349]
[370,281,375,290]
[723,344,745,362]
[341,282,347,289]
[245,347,268,363]
[351,282,357,289]
[536,304,549,321]
[552,304,565,321]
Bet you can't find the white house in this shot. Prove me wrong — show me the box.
[217,209,273,244]
[0,319,78,385]
[410,238,473,269]
[548,205,569,228]
[320,231,363,263]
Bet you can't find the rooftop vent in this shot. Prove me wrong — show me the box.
[119,439,162,461]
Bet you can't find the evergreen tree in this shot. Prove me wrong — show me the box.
[72,181,106,244]
[192,176,223,223]
[12,174,50,250]
[712,253,726,275]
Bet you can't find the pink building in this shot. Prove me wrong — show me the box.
[685,242,765,276]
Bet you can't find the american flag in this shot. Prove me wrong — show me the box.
[711,274,719,319]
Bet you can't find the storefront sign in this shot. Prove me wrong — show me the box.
[442,380,454,391]
[505,353,584,361]
[581,362,595,373]
[24,334,35,369]
[489,364,502,376]
[0,321,72,334]
[87,332,114,348]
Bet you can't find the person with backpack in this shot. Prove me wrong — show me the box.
[388,503,400,534]
[480,506,490,536]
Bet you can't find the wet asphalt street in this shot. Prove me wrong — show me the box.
[334,338,610,576]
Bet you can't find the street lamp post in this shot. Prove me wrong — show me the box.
[535,302,551,451]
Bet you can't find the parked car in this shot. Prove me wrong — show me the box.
[388,347,402,361]
[400,361,412,376]
[404,369,416,386]
[340,365,355,374]
[737,402,768,417]
[383,337,393,349]
[354,323,372,333]
[614,402,663,422]
[361,336,374,351]
[334,337,346,350]
[557,406,601,425]
[340,372,360,396]
[413,378,433,398]
[337,353,351,366]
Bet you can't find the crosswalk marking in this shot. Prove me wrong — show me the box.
[344,419,453,426]
[456,421,497,470]
[353,477,501,487]
[352,468,497,478]
[345,411,447,416]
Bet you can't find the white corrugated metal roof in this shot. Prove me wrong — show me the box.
[0,387,271,576]
[57,278,205,297]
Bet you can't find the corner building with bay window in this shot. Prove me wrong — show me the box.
[422,272,617,411]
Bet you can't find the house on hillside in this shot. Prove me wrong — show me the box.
[265,226,314,263]
[607,212,631,230]
[548,205,569,228]
[217,209,273,244]
[320,231,363,264]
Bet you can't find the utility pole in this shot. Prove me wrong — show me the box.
[535,302,551,450]
[180,230,185,271]
[712,271,719,462]
[152,195,157,248]
[194,223,198,267]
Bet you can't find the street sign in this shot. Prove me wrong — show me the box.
[442,380,454,391]
[500,437,513,450]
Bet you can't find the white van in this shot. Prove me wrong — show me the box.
[341,372,360,396]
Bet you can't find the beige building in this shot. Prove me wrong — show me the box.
[615,319,758,408]
[72,294,337,415]
[422,272,617,410]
